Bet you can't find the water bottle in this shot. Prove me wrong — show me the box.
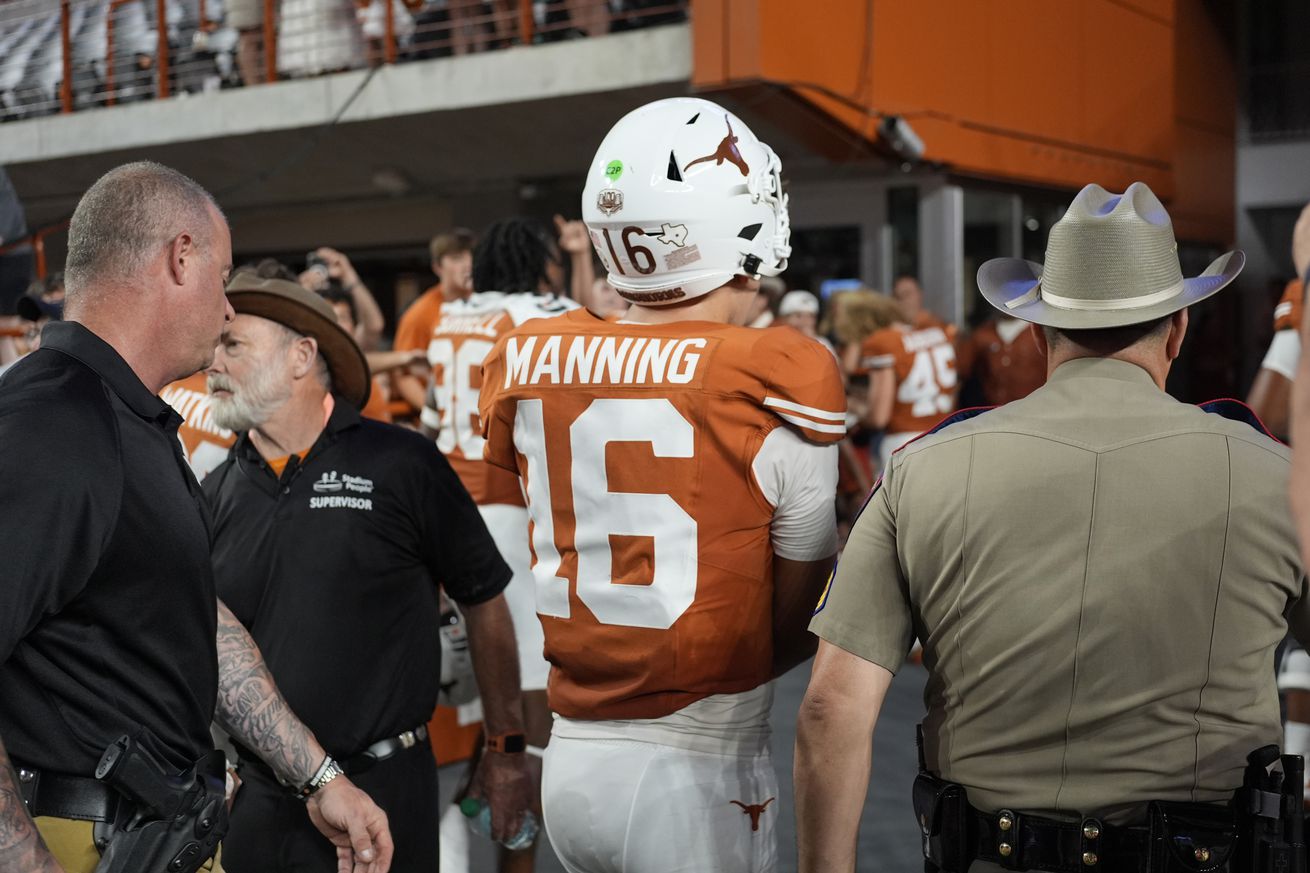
[459,796,540,850]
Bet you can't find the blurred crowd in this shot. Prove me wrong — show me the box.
[0,0,687,119]
[0,227,1056,550]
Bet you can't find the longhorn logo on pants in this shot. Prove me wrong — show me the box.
[730,797,775,832]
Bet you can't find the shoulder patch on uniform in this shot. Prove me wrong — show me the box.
[812,557,840,615]
[1198,398,1284,444]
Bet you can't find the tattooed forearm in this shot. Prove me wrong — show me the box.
[0,734,61,873]
[214,599,325,786]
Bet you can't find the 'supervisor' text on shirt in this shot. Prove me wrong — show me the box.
[502,336,707,387]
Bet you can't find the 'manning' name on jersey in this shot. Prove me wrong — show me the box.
[479,309,846,721]
[422,291,576,506]
[500,335,708,388]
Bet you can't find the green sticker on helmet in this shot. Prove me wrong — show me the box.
[605,160,624,181]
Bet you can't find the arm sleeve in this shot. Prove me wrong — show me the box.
[808,453,913,673]
[760,332,848,444]
[0,401,119,663]
[751,426,839,560]
[477,341,518,473]
[1262,330,1301,381]
[418,450,513,606]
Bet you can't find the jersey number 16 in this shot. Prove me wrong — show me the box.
[513,397,698,630]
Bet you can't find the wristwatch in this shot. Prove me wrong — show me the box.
[485,733,527,754]
[297,755,344,800]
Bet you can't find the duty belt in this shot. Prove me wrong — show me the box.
[14,764,118,822]
[971,806,1151,872]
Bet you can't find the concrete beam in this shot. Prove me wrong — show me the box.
[0,24,691,167]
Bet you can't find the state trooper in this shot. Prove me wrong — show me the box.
[795,182,1310,873]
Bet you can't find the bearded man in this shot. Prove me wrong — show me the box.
[201,274,534,873]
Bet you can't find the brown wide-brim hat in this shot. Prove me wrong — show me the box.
[978,182,1245,330]
[224,275,371,409]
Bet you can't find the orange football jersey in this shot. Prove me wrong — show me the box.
[161,371,235,481]
[423,291,575,506]
[393,284,445,353]
[957,318,1045,406]
[479,311,847,720]
[1274,279,1303,333]
[861,323,958,434]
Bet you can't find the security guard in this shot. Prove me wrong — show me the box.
[796,182,1310,873]
[0,163,391,873]
[202,275,533,873]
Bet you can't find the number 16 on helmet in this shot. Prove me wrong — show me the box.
[581,97,791,307]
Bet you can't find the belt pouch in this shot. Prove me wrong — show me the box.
[913,771,971,873]
[1147,800,1237,872]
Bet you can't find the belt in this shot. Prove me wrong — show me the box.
[972,806,1150,873]
[14,764,119,823]
[238,723,430,785]
[341,723,429,776]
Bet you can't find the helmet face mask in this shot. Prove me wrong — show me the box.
[581,98,791,307]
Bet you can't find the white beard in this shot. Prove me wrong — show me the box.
[208,356,293,433]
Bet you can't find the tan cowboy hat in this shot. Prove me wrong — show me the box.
[978,182,1244,329]
[224,274,372,409]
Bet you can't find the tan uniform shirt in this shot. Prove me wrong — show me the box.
[812,357,1309,829]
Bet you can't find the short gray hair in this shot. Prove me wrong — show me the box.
[64,161,222,299]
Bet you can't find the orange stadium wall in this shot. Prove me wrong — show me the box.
[692,0,1234,243]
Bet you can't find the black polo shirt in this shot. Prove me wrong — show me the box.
[203,399,511,758]
[0,321,218,775]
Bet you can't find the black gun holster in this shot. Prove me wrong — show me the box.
[91,734,229,873]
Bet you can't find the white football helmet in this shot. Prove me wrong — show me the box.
[581,97,790,306]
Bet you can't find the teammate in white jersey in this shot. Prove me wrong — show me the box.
[420,217,576,872]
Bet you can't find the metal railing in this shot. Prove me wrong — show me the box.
[0,0,687,121]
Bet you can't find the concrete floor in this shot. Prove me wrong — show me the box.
[443,662,928,872]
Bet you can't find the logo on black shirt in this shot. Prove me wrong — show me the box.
[313,471,343,493]
[309,470,376,510]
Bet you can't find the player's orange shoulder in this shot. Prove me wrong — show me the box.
[394,287,445,351]
[1274,279,1303,333]
[734,325,847,444]
[859,326,900,369]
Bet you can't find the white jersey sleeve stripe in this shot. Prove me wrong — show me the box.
[762,396,846,422]
[770,411,847,435]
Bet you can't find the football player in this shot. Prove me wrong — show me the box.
[421,216,577,871]
[478,97,844,873]
[1248,277,1302,439]
[860,309,958,467]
